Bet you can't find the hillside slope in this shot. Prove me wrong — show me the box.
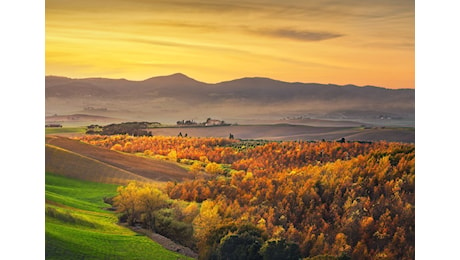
[46,136,191,184]
[45,144,150,185]
[45,172,194,259]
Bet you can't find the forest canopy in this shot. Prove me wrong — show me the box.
[78,135,414,259]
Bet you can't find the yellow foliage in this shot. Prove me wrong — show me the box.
[111,144,122,151]
[124,142,133,152]
[190,161,203,173]
[243,171,253,180]
[193,200,223,245]
[182,202,200,222]
[199,155,209,163]
[113,181,168,225]
[167,150,177,161]
[257,218,267,231]
[205,162,224,175]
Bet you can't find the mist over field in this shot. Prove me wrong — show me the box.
[45,73,414,127]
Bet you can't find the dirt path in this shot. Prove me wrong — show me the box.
[126,225,198,259]
[46,135,192,182]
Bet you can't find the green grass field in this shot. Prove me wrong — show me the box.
[45,172,192,259]
[45,127,87,135]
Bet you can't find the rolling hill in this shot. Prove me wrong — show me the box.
[45,136,198,258]
[45,73,414,127]
[45,172,195,259]
[45,136,192,184]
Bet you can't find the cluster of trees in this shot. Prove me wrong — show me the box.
[85,122,161,136]
[177,119,198,126]
[79,135,414,259]
[79,135,239,164]
[85,124,103,134]
[166,147,414,259]
[78,135,373,167]
[112,181,196,248]
[112,183,302,260]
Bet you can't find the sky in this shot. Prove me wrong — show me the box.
[46,0,414,89]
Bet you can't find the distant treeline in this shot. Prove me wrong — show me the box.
[177,118,230,127]
[86,122,160,136]
[46,124,63,128]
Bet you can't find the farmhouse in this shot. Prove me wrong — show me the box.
[205,118,225,126]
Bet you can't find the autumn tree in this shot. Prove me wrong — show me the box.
[190,161,203,173]
[330,233,351,256]
[111,143,123,151]
[113,181,168,228]
[193,200,224,259]
[137,185,169,230]
[113,182,141,225]
[205,162,224,175]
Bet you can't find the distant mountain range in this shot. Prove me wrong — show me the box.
[45,73,414,127]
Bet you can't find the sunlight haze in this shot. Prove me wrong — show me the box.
[46,0,414,89]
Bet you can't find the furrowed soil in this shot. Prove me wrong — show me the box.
[46,135,192,183]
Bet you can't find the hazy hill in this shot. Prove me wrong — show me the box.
[45,73,414,126]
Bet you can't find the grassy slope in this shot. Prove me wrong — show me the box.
[45,172,191,260]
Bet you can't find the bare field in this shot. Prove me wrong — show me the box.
[46,136,192,183]
[46,144,150,184]
[149,124,414,143]
[46,123,414,143]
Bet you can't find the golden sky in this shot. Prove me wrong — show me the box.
[46,0,414,89]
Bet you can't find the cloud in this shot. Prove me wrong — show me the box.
[252,28,344,42]
[125,37,251,55]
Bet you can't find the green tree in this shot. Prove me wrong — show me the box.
[216,225,264,260]
[260,239,301,260]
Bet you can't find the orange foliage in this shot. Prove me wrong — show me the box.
[78,135,414,259]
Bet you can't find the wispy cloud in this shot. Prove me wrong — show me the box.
[251,28,344,42]
[125,37,251,55]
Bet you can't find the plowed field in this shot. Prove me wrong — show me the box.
[46,136,191,183]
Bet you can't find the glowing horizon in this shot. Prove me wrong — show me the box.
[46,0,414,89]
